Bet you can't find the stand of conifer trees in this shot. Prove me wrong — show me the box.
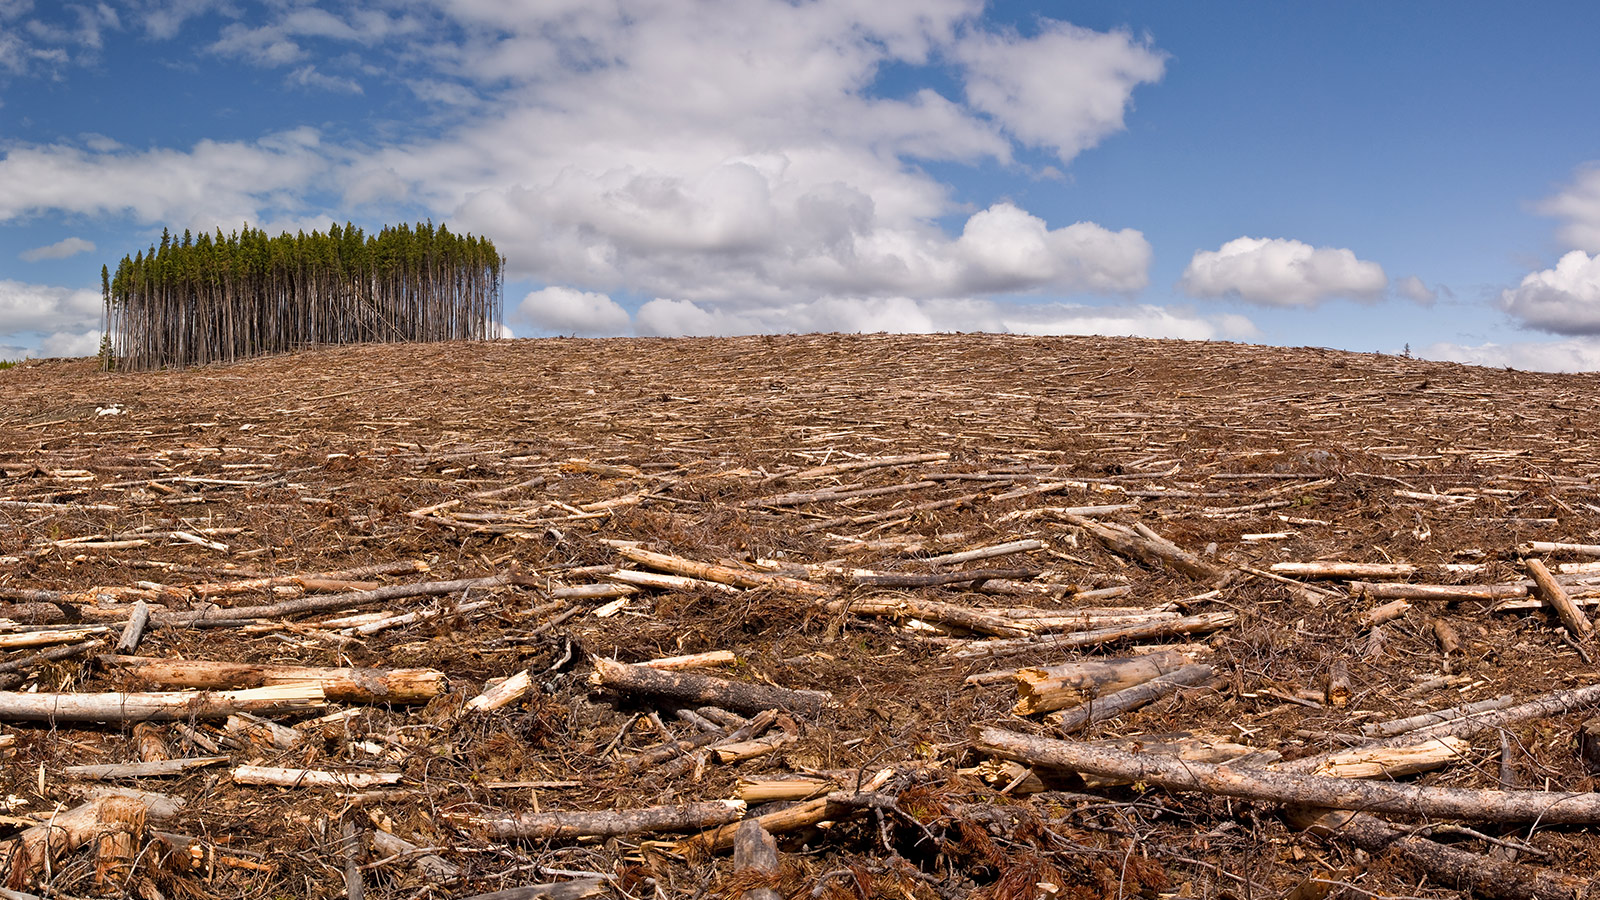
[102,222,504,370]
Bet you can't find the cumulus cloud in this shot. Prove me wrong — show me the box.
[514,287,631,336]
[19,236,95,261]
[0,129,329,232]
[1542,162,1600,253]
[953,20,1165,163]
[1499,249,1600,334]
[0,279,101,336]
[287,64,363,94]
[1424,337,1600,373]
[1179,237,1387,307]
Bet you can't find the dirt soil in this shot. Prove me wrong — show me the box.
[4,333,1600,899]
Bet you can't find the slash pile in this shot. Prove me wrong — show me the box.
[4,333,1600,898]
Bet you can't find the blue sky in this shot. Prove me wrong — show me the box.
[4,1,1600,370]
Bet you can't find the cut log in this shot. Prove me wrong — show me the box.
[65,756,229,780]
[372,828,459,883]
[613,547,833,599]
[93,795,146,888]
[1278,682,1600,774]
[920,539,1046,567]
[845,568,1038,589]
[1291,807,1591,900]
[640,650,738,670]
[1352,582,1526,602]
[1526,558,1593,639]
[0,789,183,890]
[832,594,1033,637]
[1361,695,1518,737]
[973,725,1600,823]
[232,766,402,789]
[460,879,609,900]
[114,600,150,654]
[1062,515,1220,581]
[0,626,110,650]
[1012,650,1193,716]
[154,574,514,627]
[466,670,532,712]
[1309,737,1468,778]
[1272,562,1417,580]
[1046,664,1219,731]
[0,682,325,722]
[101,656,446,704]
[591,657,832,716]
[455,799,745,840]
[944,612,1236,662]
[1519,541,1600,558]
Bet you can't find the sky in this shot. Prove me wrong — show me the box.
[4,2,1600,371]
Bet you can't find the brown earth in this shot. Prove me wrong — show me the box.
[3,333,1600,899]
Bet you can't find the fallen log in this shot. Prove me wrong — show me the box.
[944,612,1236,662]
[1351,582,1527,602]
[1012,650,1193,715]
[830,594,1033,637]
[613,547,833,599]
[920,539,1046,567]
[1309,737,1468,778]
[1527,558,1593,639]
[154,575,515,627]
[1272,562,1417,580]
[100,656,446,704]
[455,799,745,840]
[0,682,325,722]
[973,726,1600,823]
[1291,807,1592,900]
[459,879,609,900]
[1046,664,1219,730]
[591,658,832,716]
[845,568,1038,589]
[1276,682,1600,774]
[1062,515,1220,581]
[231,766,403,789]
[65,756,229,780]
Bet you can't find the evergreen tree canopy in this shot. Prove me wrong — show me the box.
[102,222,504,371]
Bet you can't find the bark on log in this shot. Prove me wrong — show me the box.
[591,657,832,716]
[1012,650,1193,715]
[101,655,446,704]
[973,725,1600,823]
[1291,807,1592,900]
[0,682,325,722]
[459,799,745,840]
[731,819,782,900]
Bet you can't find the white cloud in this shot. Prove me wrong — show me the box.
[953,20,1165,164]
[19,236,95,261]
[1179,236,1387,307]
[1424,337,1600,373]
[0,129,329,232]
[514,286,631,336]
[38,328,101,357]
[1394,275,1437,305]
[1499,249,1600,334]
[0,279,100,335]
[1541,162,1600,253]
[634,294,1253,341]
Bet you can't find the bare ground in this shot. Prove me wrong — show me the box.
[3,333,1600,899]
